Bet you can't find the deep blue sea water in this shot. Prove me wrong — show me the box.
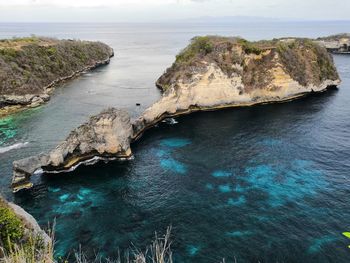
[1,22,350,262]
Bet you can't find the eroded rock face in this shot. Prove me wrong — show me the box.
[12,36,341,192]
[132,37,341,136]
[12,108,133,192]
[7,202,51,246]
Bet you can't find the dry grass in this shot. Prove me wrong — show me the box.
[1,227,175,263]
[0,232,54,263]
[0,36,56,51]
[73,227,173,263]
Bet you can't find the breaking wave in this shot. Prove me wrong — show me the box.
[0,142,29,154]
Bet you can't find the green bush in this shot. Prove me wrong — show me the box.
[175,36,213,64]
[237,38,262,55]
[0,201,25,251]
[0,48,18,59]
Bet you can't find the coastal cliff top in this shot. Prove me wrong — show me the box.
[157,36,339,91]
[0,36,113,97]
[0,36,57,50]
[0,36,108,51]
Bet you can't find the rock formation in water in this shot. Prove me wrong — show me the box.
[135,36,340,136]
[0,36,114,116]
[0,195,51,258]
[11,36,341,192]
[12,108,133,192]
[315,34,350,54]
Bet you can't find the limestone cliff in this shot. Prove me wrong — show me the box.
[0,36,114,116]
[158,37,338,109]
[11,36,341,192]
[134,37,340,136]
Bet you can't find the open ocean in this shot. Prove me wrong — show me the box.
[1,21,350,262]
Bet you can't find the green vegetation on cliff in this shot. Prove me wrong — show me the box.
[175,36,214,64]
[158,36,243,90]
[276,39,339,86]
[0,36,113,98]
[0,198,24,251]
[157,36,339,92]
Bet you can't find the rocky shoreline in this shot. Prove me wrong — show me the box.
[11,36,341,192]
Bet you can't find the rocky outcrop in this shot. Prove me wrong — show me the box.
[6,202,51,246]
[315,33,350,54]
[0,36,114,117]
[12,108,133,193]
[11,36,341,192]
[135,36,340,137]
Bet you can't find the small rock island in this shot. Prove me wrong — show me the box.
[11,36,341,192]
[0,36,114,116]
[315,33,350,54]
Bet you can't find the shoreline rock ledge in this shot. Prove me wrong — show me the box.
[12,36,341,192]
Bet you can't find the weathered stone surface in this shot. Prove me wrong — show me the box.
[12,108,133,192]
[12,154,50,192]
[8,202,51,246]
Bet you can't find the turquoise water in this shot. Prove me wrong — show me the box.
[1,22,350,262]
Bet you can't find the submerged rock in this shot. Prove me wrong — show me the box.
[12,36,341,192]
[12,108,133,192]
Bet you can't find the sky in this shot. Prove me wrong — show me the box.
[0,0,349,22]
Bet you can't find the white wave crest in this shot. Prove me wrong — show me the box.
[162,118,178,125]
[0,142,29,154]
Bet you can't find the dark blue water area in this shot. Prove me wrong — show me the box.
[14,80,350,262]
[1,23,350,262]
